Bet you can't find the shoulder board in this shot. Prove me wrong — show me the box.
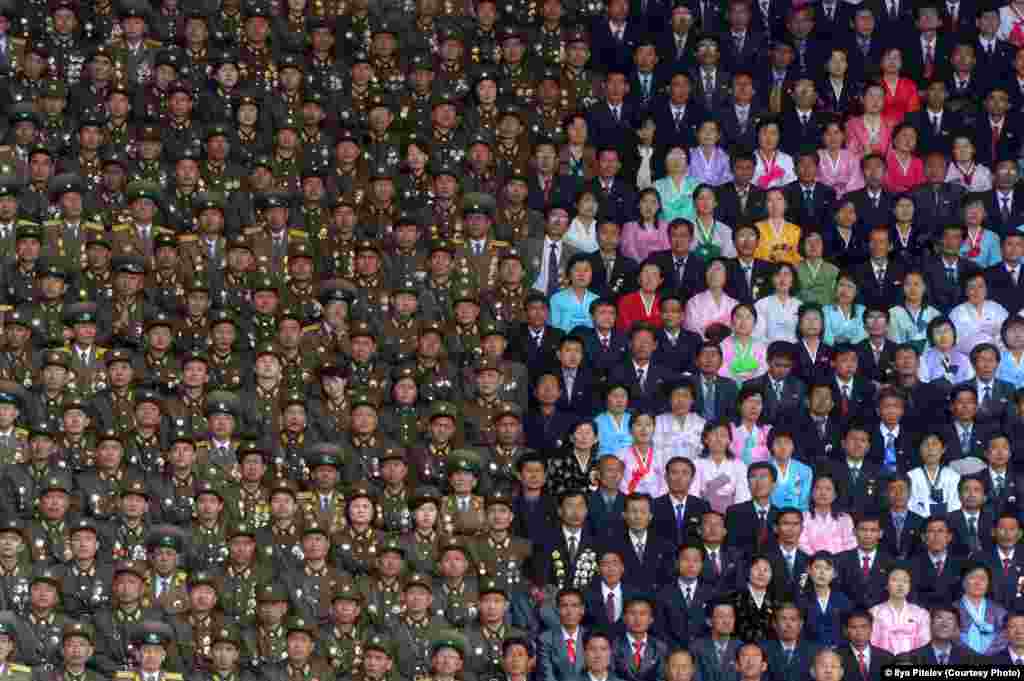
[9,37,25,47]
[44,219,61,227]
[491,240,509,248]
[60,344,72,351]
[302,324,319,334]
[14,428,27,437]
[0,147,10,153]
[115,673,137,679]
[296,491,314,502]
[10,664,31,673]
[16,220,40,227]
[156,227,174,234]
[244,227,263,235]
[113,223,132,232]
[177,234,198,243]
[144,39,163,48]
[95,348,107,358]
[84,222,104,231]
[0,305,12,312]
[163,675,183,681]
[289,229,309,239]
[196,441,211,448]
[451,238,465,245]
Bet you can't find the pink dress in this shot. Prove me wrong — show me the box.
[870,602,932,654]
[621,221,671,262]
[694,456,751,513]
[729,424,771,465]
[615,445,669,498]
[883,151,926,194]
[684,290,739,339]
[817,149,866,198]
[845,117,894,158]
[798,511,857,554]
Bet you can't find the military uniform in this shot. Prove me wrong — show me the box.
[218,526,272,627]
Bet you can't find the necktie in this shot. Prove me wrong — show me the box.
[993,125,1002,161]
[857,652,867,677]
[932,115,940,133]
[743,265,753,289]
[568,535,578,561]
[711,551,721,575]
[1013,268,1021,286]
[841,385,851,414]
[785,649,794,664]
[704,74,714,98]
[888,0,897,17]
[79,350,88,364]
[968,517,979,550]
[936,651,947,665]
[801,113,809,127]
[982,385,992,407]
[567,639,576,665]
[773,381,783,401]
[615,27,623,41]
[675,258,686,281]
[547,243,560,296]
[757,510,768,546]
[606,592,616,621]
[861,554,870,578]
[633,641,644,668]
[637,367,646,391]
[804,188,813,205]
[925,42,934,66]
[601,336,610,350]
[565,372,574,399]
[894,514,904,546]
[785,553,795,574]
[703,382,716,420]
[1003,196,1012,221]
[459,497,469,512]
[884,433,897,472]
[683,584,693,604]
[613,106,621,122]
[850,467,860,485]
[935,559,944,575]
[1005,557,1013,573]
[321,495,329,512]
[734,33,744,53]
[641,75,650,98]
[474,242,482,255]
[675,504,685,532]
[635,539,645,558]
[961,427,971,453]
[946,266,957,284]
[996,474,1005,497]
[534,331,543,348]
[875,266,886,282]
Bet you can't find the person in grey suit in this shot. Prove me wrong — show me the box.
[570,630,625,681]
[538,588,588,681]
[524,207,581,296]
[691,598,741,681]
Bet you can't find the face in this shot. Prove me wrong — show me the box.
[887,569,911,599]
[855,520,882,551]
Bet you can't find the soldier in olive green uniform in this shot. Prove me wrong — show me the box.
[0,310,41,389]
[333,630,395,681]
[218,522,271,629]
[141,526,191,615]
[22,565,70,668]
[0,621,32,681]
[439,451,487,537]
[331,482,384,578]
[300,444,348,535]
[377,447,414,535]
[254,478,307,575]
[392,574,447,681]
[61,518,114,621]
[52,621,105,681]
[260,616,336,681]
[378,365,425,448]
[139,313,183,393]
[189,480,231,573]
[398,487,444,577]
[281,521,347,625]
[192,623,261,681]
[0,381,30,466]
[172,570,228,673]
[7,422,65,518]
[306,365,352,445]
[26,257,72,347]
[229,441,274,530]
[4,224,44,309]
[248,275,281,349]
[241,583,290,670]
[460,358,506,448]
[462,579,528,680]
[205,310,251,392]
[113,621,183,681]
[356,536,406,632]
[412,323,463,405]
[432,538,480,629]
[467,491,532,595]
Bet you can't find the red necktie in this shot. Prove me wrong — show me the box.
[1005,558,1013,573]
[602,336,610,350]
[633,640,644,668]
[567,639,576,665]
[993,125,1002,161]
[606,592,616,622]
[543,177,552,203]
[857,652,867,677]
[861,555,871,578]
[935,560,944,576]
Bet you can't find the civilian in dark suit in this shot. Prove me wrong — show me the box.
[903,606,982,664]
[714,153,768,228]
[947,492,996,558]
[981,513,1024,608]
[575,321,632,382]
[851,227,906,310]
[525,372,581,451]
[905,86,964,157]
[792,392,844,465]
[588,468,628,540]
[831,351,877,426]
[540,492,602,587]
[911,164,967,237]
[513,454,561,544]
[903,26,953,85]
[843,15,886,84]
[720,10,767,74]
[653,302,703,374]
[984,245,1024,315]
[867,416,917,473]
[693,346,741,423]
[587,92,641,159]
[973,443,1024,518]
[846,182,894,231]
[537,591,588,681]
[699,511,745,594]
[584,554,635,638]
[910,516,966,609]
[743,343,805,426]
[855,326,898,387]
[606,494,677,591]
[658,11,698,75]
[765,509,810,602]
[715,73,759,150]
[590,13,647,76]
[867,0,915,45]
[921,229,979,314]
[651,72,706,151]
[654,544,716,648]
[783,165,836,230]
[607,338,674,416]
[762,610,820,681]
[651,459,711,548]
[691,61,733,114]
[689,0,726,37]
[879,475,925,561]
[612,603,668,681]
[511,294,565,371]
[529,171,581,214]
[750,0,791,39]
[725,253,776,305]
[837,610,895,681]
[835,518,895,609]
[587,160,639,227]
[825,436,886,516]
[647,237,707,298]
[983,170,1024,237]
[814,0,854,41]
[691,628,741,681]
[964,350,1017,429]
[556,362,601,419]
[725,463,779,556]
[780,106,829,158]
[586,244,641,300]
[974,90,1024,167]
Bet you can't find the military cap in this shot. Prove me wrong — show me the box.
[120,478,150,498]
[31,565,63,588]
[409,486,442,510]
[462,192,496,217]
[347,481,376,503]
[376,536,404,557]
[153,234,177,255]
[350,392,376,410]
[78,109,108,129]
[194,479,224,501]
[281,389,306,409]
[38,472,71,495]
[380,447,406,464]
[42,350,70,369]
[431,630,468,656]
[60,394,90,415]
[500,104,527,123]
[236,439,269,463]
[431,90,460,109]
[193,191,226,213]
[467,130,495,149]
[392,279,419,296]
[249,154,274,172]
[112,254,146,274]
[49,173,84,197]
[486,489,515,509]
[302,89,327,107]
[254,342,281,360]
[166,80,193,97]
[452,286,478,305]
[269,478,299,498]
[154,48,182,69]
[429,239,456,256]
[438,535,471,558]
[95,428,123,446]
[135,621,174,647]
[104,348,134,366]
[303,520,330,538]
[16,222,42,241]
[177,146,202,162]
[277,115,301,133]
[285,616,316,636]
[258,191,291,210]
[367,92,395,112]
[278,52,305,72]
[429,401,458,422]
[147,525,186,551]
[86,231,112,249]
[437,23,464,44]
[180,351,209,367]
[246,1,273,18]
[169,426,196,445]
[41,80,66,99]
[227,521,257,539]
[64,301,98,325]
[189,570,219,589]
[207,48,239,67]
[256,582,290,602]
[62,621,94,643]
[113,560,147,580]
[0,519,23,537]
[349,320,375,340]
[288,241,314,260]
[332,581,363,603]
[474,356,503,374]
[35,257,67,280]
[4,309,32,330]
[404,572,433,592]
[133,388,162,408]
[212,624,241,646]
[0,176,21,200]
[364,635,395,658]
[419,320,446,338]
[369,164,395,182]
[68,517,99,537]
[392,363,417,383]
[449,449,482,475]
[478,577,506,598]
[145,312,174,332]
[317,363,351,381]
[306,442,343,469]
[350,50,371,65]
[251,274,280,293]
[9,105,39,127]
[538,66,561,84]
[0,381,27,408]
[118,0,152,19]
[335,128,361,146]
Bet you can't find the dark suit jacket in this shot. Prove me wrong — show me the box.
[715,102,758,150]
[528,174,581,214]
[587,490,627,539]
[700,545,745,595]
[903,34,953,84]
[584,581,635,638]
[653,327,703,375]
[904,108,964,157]
[867,425,917,472]
[981,545,1024,607]
[764,640,820,681]
[587,176,639,227]
[622,143,668,184]
[651,494,710,548]
[743,374,805,426]
[612,634,668,681]
[937,421,994,463]
[647,249,706,297]
[765,546,811,601]
[888,224,932,272]
[653,580,716,648]
[541,528,601,586]
[973,469,1024,519]
[972,114,1024,168]
[834,548,895,609]
[851,258,906,310]
[690,67,733,113]
[651,99,705,151]
[921,253,978,314]
[511,323,564,375]
[910,553,966,609]
[821,224,869,272]
[911,182,967,237]
[855,338,898,385]
[604,529,676,591]
[719,30,766,74]
[793,412,844,465]
[824,458,885,516]
[879,509,925,561]
[779,111,829,156]
[691,637,741,681]
[513,494,560,548]
[725,501,777,556]
[955,378,1015,430]
[947,508,996,558]
[867,0,915,44]
[590,19,647,75]
[846,188,894,231]
[715,184,768,230]
[607,361,673,414]
[982,187,1024,237]
[783,180,836,230]
[587,100,641,154]
[903,643,981,665]
[524,407,579,452]
[831,376,876,426]
[556,366,601,418]
[985,260,1024,315]
[586,250,640,300]
[724,258,775,304]
[657,31,698,75]
[836,645,894,681]
[843,33,886,83]
[693,375,740,423]
[816,76,861,118]
[574,327,631,381]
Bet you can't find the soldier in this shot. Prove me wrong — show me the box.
[75,428,141,519]
[41,174,99,273]
[0,518,31,615]
[140,313,183,392]
[301,443,348,535]
[110,182,170,266]
[30,352,74,431]
[99,255,160,347]
[412,323,462,404]
[0,310,40,389]
[24,258,71,347]
[94,150,132,228]
[200,127,245,198]
[529,69,571,141]
[281,521,347,625]
[162,83,204,167]
[230,441,273,530]
[0,178,26,259]
[392,573,446,681]
[463,580,527,679]
[261,616,335,681]
[59,113,106,194]
[237,3,278,92]
[454,194,506,291]
[397,55,436,137]
[324,130,369,210]
[154,429,214,526]
[305,366,351,444]
[219,522,271,628]
[321,583,375,676]
[426,631,470,681]
[193,624,260,681]
[307,20,345,94]
[20,565,69,668]
[188,480,230,572]
[108,480,153,563]
[109,0,163,87]
[432,538,480,628]
[89,348,139,435]
[270,390,315,481]
[133,126,172,191]
[54,621,105,681]
[64,302,108,399]
[460,358,507,447]
[172,570,226,673]
[379,365,426,448]
[218,238,257,316]
[356,536,406,632]
[141,525,190,615]
[206,311,251,391]
[446,288,483,369]
[61,518,115,622]
[378,448,414,535]
[268,117,303,194]
[113,621,183,680]
[122,390,167,472]
[468,490,531,593]
[148,236,192,316]
[91,561,163,674]
[1,108,39,180]
[241,582,290,669]
[295,164,331,239]
[254,478,306,574]
[248,193,301,274]
[228,98,270,173]
[440,451,486,536]
[0,382,29,466]
[173,278,213,354]
[479,248,531,324]
[331,482,383,577]
[37,81,76,156]
[79,232,115,303]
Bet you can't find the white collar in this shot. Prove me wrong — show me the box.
[602,581,622,596]
[630,529,648,544]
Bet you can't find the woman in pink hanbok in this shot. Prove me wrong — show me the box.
[870,567,932,655]
[818,118,865,198]
[846,83,894,158]
[799,473,857,554]
[695,419,751,513]
[729,386,771,465]
[684,259,738,339]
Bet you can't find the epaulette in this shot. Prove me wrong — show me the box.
[177,234,198,243]
[451,238,465,245]
[244,227,262,235]
[96,347,108,357]
[14,428,27,438]
[289,229,309,239]
[0,305,12,312]
[144,39,163,49]
[113,223,132,232]
[84,222,104,231]
[9,37,25,48]
[296,491,314,502]
[10,664,31,673]
[115,672,136,680]
[43,219,61,227]
[0,146,10,153]
[163,674,183,681]
[156,226,174,234]
[491,240,509,249]
[16,220,40,227]
[302,324,319,334]
[196,441,211,448]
